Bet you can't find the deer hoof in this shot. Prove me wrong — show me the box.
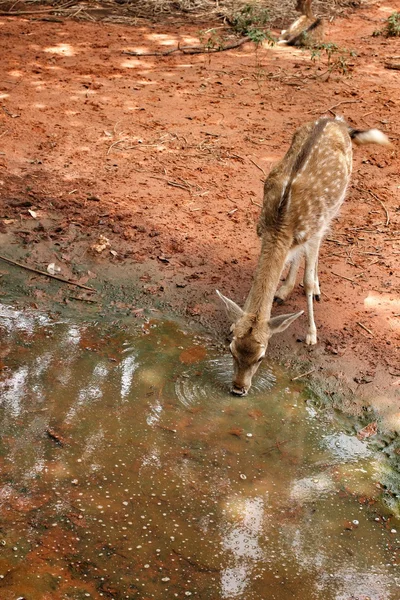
[314,294,321,302]
[306,332,317,345]
[273,296,284,305]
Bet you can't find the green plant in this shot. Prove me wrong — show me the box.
[198,29,225,52]
[373,11,400,37]
[230,3,276,47]
[310,42,357,78]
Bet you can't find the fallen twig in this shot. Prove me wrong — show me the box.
[291,368,316,381]
[331,271,357,283]
[326,99,360,115]
[384,62,400,70]
[122,36,251,57]
[0,254,95,291]
[249,157,266,177]
[167,181,191,192]
[368,190,390,226]
[68,296,98,304]
[1,105,20,118]
[0,1,74,16]
[250,198,262,208]
[326,238,347,246]
[356,321,374,336]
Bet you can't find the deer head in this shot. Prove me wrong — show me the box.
[217,290,303,396]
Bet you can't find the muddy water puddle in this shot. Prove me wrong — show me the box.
[0,304,398,600]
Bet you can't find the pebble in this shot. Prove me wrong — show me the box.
[162,577,170,582]
[352,520,359,526]
[390,529,397,534]
[240,474,247,480]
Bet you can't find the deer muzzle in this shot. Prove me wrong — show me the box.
[231,384,248,396]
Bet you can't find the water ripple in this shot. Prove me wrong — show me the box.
[174,354,275,407]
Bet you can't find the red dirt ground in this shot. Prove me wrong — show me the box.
[0,1,399,425]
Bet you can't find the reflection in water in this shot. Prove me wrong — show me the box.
[0,305,398,600]
[221,496,265,598]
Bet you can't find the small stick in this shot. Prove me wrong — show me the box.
[368,190,390,226]
[167,181,191,192]
[356,321,374,336]
[1,105,20,118]
[326,238,347,246]
[228,153,246,162]
[248,157,266,176]
[326,99,360,115]
[0,254,95,291]
[0,1,74,16]
[291,368,316,382]
[331,271,356,283]
[122,36,251,57]
[68,296,98,304]
[384,62,400,70]
[250,198,262,208]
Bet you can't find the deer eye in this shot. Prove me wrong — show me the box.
[257,355,264,363]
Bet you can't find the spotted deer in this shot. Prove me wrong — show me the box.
[278,0,323,47]
[217,116,389,396]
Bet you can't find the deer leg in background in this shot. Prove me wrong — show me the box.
[313,255,321,301]
[274,251,302,304]
[304,236,322,345]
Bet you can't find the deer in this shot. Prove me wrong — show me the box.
[217,116,390,396]
[278,0,323,47]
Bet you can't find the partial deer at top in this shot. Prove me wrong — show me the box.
[278,0,323,47]
[217,116,390,396]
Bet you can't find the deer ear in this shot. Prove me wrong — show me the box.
[216,290,244,322]
[269,310,303,335]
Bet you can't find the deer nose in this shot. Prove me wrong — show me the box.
[231,385,248,396]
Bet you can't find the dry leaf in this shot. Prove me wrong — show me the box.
[228,427,244,438]
[357,422,378,440]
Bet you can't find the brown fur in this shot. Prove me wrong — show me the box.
[279,0,323,47]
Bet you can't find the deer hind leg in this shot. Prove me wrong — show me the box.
[274,252,302,304]
[304,238,322,345]
[313,255,321,301]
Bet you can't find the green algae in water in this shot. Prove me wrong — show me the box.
[0,304,399,600]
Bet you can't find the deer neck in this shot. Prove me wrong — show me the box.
[243,233,292,322]
[304,0,313,18]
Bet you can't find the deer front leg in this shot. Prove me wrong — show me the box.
[274,252,302,304]
[304,239,321,345]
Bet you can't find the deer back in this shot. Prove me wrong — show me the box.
[257,118,352,245]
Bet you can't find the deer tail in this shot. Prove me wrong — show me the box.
[349,128,390,146]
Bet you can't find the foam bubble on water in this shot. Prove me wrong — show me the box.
[322,433,371,462]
